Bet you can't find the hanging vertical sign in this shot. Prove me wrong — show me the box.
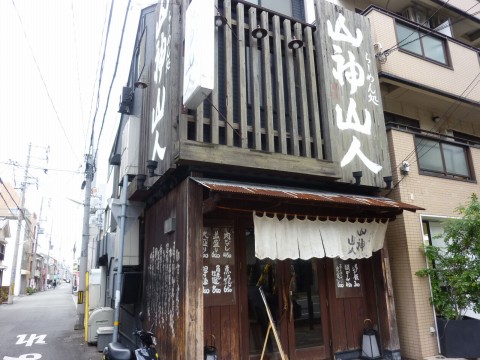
[149,0,173,171]
[334,257,363,298]
[183,0,214,109]
[314,0,391,187]
[202,227,236,306]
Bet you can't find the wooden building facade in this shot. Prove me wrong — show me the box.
[108,0,421,358]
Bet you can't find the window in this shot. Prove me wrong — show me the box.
[415,136,472,179]
[453,131,480,147]
[395,22,448,65]
[244,0,292,17]
[384,112,420,132]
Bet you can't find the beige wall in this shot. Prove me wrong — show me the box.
[385,129,480,359]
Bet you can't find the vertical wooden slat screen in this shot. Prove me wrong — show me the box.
[304,26,323,159]
[187,1,326,161]
[283,19,300,156]
[272,15,287,155]
[236,3,248,149]
[260,11,274,153]
[211,0,220,144]
[248,8,262,151]
[224,0,234,146]
[294,23,311,157]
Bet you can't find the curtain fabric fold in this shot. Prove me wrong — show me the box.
[253,212,388,260]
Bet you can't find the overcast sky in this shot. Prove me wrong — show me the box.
[0,0,155,265]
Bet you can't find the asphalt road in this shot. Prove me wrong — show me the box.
[0,283,102,360]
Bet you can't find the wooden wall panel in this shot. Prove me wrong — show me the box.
[143,178,203,359]
[326,258,379,354]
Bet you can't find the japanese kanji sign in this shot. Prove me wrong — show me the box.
[314,0,391,187]
[202,226,236,306]
[334,258,363,298]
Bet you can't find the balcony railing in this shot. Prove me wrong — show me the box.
[180,0,327,163]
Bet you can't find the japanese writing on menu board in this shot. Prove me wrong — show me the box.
[202,227,235,306]
[334,258,363,298]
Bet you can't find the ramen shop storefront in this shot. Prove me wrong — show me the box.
[195,178,421,360]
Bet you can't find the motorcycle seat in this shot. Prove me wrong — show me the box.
[107,342,132,360]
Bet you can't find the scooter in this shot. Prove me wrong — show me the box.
[103,314,158,360]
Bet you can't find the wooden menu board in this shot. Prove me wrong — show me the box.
[202,226,235,306]
[334,257,363,298]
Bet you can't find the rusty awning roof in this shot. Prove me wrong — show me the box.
[191,177,423,213]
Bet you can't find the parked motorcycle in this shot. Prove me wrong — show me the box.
[103,314,158,360]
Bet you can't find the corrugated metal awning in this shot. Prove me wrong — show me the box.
[191,177,423,213]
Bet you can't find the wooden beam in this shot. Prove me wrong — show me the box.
[236,3,248,148]
[249,7,262,151]
[224,0,234,146]
[304,26,323,159]
[283,19,299,156]
[260,11,274,153]
[294,23,311,158]
[272,15,287,154]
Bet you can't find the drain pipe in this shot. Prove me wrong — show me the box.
[112,174,128,342]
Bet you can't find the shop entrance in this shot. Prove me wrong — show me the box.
[244,230,331,360]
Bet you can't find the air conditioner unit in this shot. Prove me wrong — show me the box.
[401,6,428,26]
[119,116,141,179]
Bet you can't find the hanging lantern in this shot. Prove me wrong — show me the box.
[361,319,381,359]
[204,334,217,360]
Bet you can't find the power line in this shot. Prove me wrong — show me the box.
[85,0,113,157]
[70,0,86,147]
[0,161,83,175]
[88,0,115,155]
[10,0,82,166]
[93,0,133,167]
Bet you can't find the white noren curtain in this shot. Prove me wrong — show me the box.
[253,212,389,260]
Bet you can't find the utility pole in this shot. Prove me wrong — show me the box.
[30,197,43,290]
[75,154,93,330]
[7,143,31,304]
[44,223,53,289]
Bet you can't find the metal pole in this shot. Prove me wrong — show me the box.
[7,143,31,304]
[74,155,93,330]
[43,222,53,290]
[112,174,128,342]
[30,197,43,290]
